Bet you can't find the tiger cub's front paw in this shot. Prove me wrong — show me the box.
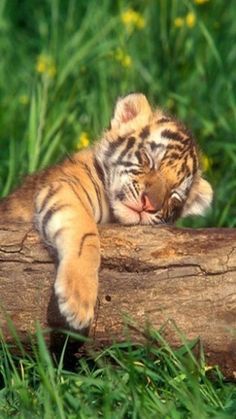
[55,263,98,330]
[56,290,95,330]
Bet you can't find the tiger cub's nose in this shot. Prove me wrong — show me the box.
[141,193,156,213]
[142,173,166,213]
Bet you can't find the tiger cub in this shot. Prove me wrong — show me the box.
[0,93,213,330]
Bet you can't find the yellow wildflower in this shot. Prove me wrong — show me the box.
[36,54,57,78]
[174,17,185,28]
[76,132,90,150]
[166,98,175,110]
[186,12,196,28]
[204,365,214,372]
[195,0,209,4]
[114,48,132,68]
[201,153,212,172]
[19,95,29,105]
[121,8,145,33]
[121,54,132,68]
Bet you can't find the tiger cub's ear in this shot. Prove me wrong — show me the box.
[182,177,213,217]
[111,93,152,131]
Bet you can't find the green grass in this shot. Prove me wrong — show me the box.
[0,0,236,417]
[0,326,235,418]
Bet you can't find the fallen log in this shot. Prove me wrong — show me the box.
[0,223,236,379]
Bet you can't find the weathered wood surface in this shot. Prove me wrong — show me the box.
[0,223,236,379]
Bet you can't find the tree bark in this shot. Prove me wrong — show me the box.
[0,223,236,379]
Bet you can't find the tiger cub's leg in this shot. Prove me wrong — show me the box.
[35,181,100,330]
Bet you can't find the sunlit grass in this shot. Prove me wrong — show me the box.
[0,325,235,418]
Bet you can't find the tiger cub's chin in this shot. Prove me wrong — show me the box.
[112,201,141,225]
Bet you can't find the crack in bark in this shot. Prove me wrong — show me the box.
[101,259,236,277]
[225,246,236,269]
[0,259,52,265]
[0,228,35,255]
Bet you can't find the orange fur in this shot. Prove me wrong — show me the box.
[0,93,213,329]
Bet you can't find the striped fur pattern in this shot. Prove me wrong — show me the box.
[0,93,213,330]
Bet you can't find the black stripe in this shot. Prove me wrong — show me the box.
[144,150,154,169]
[185,166,191,177]
[66,181,91,216]
[38,183,61,214]
[176,122,194,139]
[140,126,150,140]
[80,163,103,223]
[159,151,169,162]
[180,159,186,174]
[161,129,184,142]
[68,176,95,214]
[135,150,141,162]
[41,204,69,239]
[189,148,198,174]
[128,184,138,200]
[157,117,171,123]
[78,182,95,214]
[153,215,165,225]
[126,136,136,150]
[65,153,77,164]
[59,167,70,178]
[120,169,144,176]
[149,142,165,152]
[115,191,125,201]
[133,181,139,194]
[192,154,198,174]
[106,136,125,158]
[93,157,106,185]
[165,143,184,152]
[78,232,98,257]
[117,137,136,162]
[168,152,180,160]
[117,161,140,168]
[179,157,191,178]
[181,137,193,146]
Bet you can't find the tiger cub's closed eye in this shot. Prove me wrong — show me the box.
[139,148,155,170]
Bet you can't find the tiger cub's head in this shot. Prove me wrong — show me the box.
[97,93,213,225]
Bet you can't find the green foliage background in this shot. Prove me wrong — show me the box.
[1,0,236,227]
